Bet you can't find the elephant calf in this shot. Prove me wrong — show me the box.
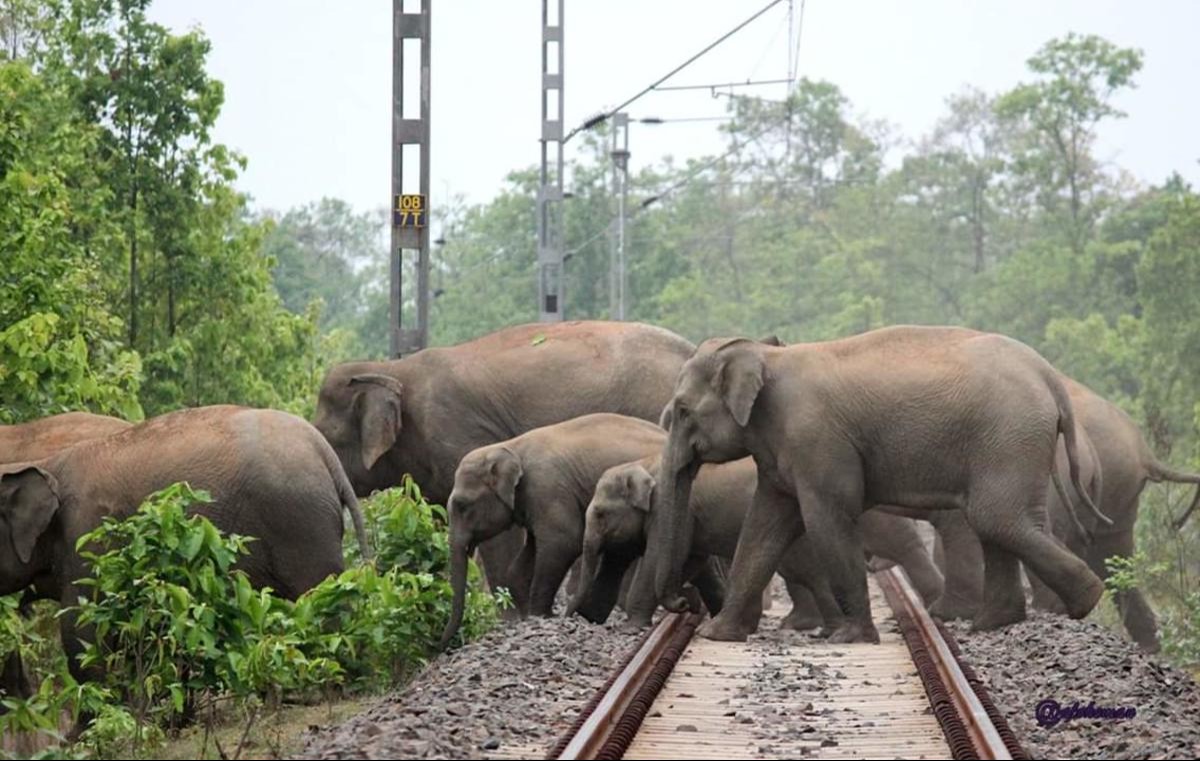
[441,413,666,647]
[0,405,369,684]
[568,456,944,631]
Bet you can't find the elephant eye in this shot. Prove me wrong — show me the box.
[677,405,690,421]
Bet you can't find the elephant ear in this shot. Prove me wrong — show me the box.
[0,467,60,565]
[486,448,524,511]
[627,465,656,513]
[758,334,785,347]
[716,345,765,427]
[349,374,404,471]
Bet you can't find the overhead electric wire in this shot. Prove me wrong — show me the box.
[653,78,793,93]
[562,0,788,142]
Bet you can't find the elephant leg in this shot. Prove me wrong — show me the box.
[575,552,636,624]
[697,482,802,642]
[480,526,527,602]
[928,511,984,620]
[778,534,844,633]
[974,541,1026,630]
[1027,563,1069,614]
[623,557,657,628]
[504,534,537,617]
[564,557,583,596]
[779,581,823,631]
[799,484,877,644]
[1089,531,1159,653]
[969,487,1102,628]
[528,543,577,617]
[688,556,727,617]
[861,512,944,605]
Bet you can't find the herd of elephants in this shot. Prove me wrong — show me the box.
[3,319,1200,701]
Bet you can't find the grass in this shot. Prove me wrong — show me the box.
[156,696,375,761]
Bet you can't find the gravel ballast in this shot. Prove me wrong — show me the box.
[295,615,642,759]
[947,611,1200,759]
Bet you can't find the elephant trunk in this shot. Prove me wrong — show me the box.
[566,535,602,618]
[441,532,473,649]
[652,426,698,605]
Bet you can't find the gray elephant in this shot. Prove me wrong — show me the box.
[567,456,943,631]
[0,411,133,703]
[312,321,694,610]
[0,412,131,464]
[931,377,1199,651]
[0,405,369,684]
[441,414,667,647]
[650,327,1108,644]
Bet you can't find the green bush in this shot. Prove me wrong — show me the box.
[0,479,501,757]
[74,483,337,728]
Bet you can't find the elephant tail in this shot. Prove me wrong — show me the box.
[1048,374,1113,530]
[1145,460,1200,529]
[320,438,373,561]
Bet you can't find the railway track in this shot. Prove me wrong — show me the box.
[544,569,1028,761]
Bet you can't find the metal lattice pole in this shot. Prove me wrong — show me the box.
[537,0,565,322]
[390,0,431,356]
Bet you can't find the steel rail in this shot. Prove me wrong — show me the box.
[877,566,1018,760]
[552,611,701,760]
[551,566,1025,760]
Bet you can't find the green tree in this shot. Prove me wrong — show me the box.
[996,33,1143,252]
[0,61,142,422]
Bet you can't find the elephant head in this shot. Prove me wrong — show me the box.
[652,338,766,604]
[441,445,523,648]
[565,461,655,617]
[312,364,405,496]
[0,467,60,595]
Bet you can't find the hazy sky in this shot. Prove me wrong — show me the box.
[148,0,1200,222]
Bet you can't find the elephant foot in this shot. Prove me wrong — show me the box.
[697,615,750,642]
[815,626,836,639]
[780,610,824,631]
[620,617,652,632]
[971,604,1026,631]
[1135,636,1161,654]
[928,595,979,621]
[827,621,880,644]
[1063,576,1104,620]
[1030,591,1069,615]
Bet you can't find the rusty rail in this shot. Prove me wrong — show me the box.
[877,566,1024,760]
[550,611,701,760]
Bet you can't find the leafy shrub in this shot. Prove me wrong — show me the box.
[74,483,337,728]
[347,475,449,574]
[0,479,501,756]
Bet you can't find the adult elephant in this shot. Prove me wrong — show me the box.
[567,455,942,630]
[311,321,695,609]
[931,377,1199,652]
[440,414,666,647]
[0,406,369,683]
[0,411,133,702]
[650,327,1109,643]
[0,412,131,464]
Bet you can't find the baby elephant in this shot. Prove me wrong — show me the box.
[441,413,666,647]
[567,456,846,632]
[568,456,944,631]
[0,405,369,684]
